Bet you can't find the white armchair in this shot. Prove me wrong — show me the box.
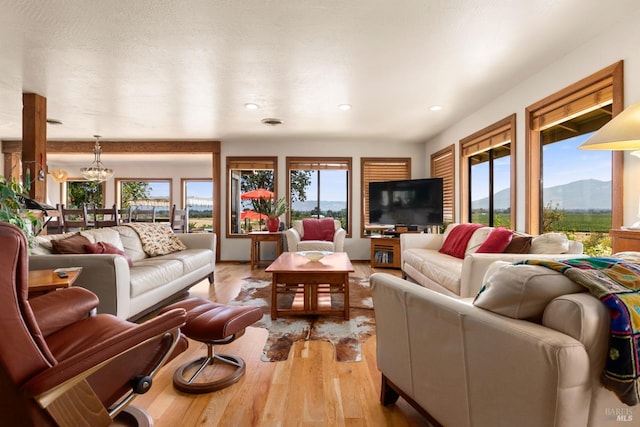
[285,219,346,252]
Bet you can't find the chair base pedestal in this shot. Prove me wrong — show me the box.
[112,405,153,427]
[173,353,246,394]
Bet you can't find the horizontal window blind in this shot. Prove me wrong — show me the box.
[287,158,350,170]
[431,146,454,223]
[361,158,411,227]
[461,125,511,157]
[530,79,613,131]
[227,157,276,171]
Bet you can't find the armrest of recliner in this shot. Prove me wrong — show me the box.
[333,228,346,252]
[22,308,187,398]
[30,287,100,337]
[284,228,301,251]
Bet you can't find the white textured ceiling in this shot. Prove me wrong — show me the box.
[0,0,638,144]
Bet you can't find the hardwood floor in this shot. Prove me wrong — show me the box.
[131,262,431,427]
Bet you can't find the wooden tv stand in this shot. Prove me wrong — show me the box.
[370,235,401,269]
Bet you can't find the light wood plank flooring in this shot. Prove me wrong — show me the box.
[131,262,431,427]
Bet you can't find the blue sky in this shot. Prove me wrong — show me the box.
[471,132,611,201]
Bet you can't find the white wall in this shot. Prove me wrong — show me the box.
[46,141,426,261]
[423,7,640,230]
[221,139,425,261]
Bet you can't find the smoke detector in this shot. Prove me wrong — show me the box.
[261,118,283,126]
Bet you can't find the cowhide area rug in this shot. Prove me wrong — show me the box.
[228,274,375,363]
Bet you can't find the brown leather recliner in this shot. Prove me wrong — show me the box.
[0,222,188,426]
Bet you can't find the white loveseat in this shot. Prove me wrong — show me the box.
[401,223,583,298]
[29,224,216,320]
[371,270,626,427]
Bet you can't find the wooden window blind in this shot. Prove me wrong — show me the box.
[530,79,614,131]
[287,158,350,171]
[227,156,277,171]
[361,158,411,232]
[430,146,454,223]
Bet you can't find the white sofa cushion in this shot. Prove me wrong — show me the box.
[404,248,463,294]
[113,225,147,261]
[474,262,584,320]
[530,232,570,254]
[81,227,124,250]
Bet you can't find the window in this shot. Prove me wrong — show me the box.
[117,179,172,220]
[182,178,213,233]
[431,145,455,224]
[460,115,516,228]
[526,61,623,249]
[64,179,105,208]
[361,157,411,236]
[286,157,352,235]
[226,157,277,236]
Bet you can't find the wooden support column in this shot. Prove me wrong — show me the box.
[22,93,47,201]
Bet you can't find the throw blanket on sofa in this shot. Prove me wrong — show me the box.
[518,254,640,406]
[438,223,484,259]
[124,223,187,257]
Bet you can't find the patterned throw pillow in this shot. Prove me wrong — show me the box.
[124,223,187,257]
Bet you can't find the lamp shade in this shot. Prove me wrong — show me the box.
[49,169,68,183]
[579,103,640,150]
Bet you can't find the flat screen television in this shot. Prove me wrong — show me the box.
[368,178,444,228]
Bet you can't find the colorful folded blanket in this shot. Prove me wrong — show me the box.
[518,253,640,406]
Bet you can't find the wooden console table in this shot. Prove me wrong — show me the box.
[610,229,640,253]
[249,231,284,269]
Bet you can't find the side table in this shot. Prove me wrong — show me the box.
[28,268,83,297]
[249,231,284,269]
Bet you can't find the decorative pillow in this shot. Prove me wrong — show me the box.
[301,218,336,241]
[503,233,533,254]
[124,223,187,257]
[473,263,584,320]
[84,241,134,267]
[476,227,513,253]
[530,232,570,254]
[439,223,484,259]
[81,228,124,251]
[51,233,92,254]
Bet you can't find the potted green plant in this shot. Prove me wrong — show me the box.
[0,176,39,247]
[255,196,288,232]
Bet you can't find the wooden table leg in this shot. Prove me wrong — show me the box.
[343,272,350,320]
[271,275,278,320]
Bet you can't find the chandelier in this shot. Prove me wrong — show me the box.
[80,135,114,182]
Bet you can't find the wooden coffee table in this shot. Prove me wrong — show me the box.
[265,252,354,320]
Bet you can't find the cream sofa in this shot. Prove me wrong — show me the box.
[401,223,584,298]
[29,225,216,321]
[371,271,627,427]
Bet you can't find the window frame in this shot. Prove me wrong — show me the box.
[115,178,173,212]
[286,156,352,237]
[226,156,278,238]
[62,178,106,208]
[525,61,624,234]
[360,157,411,237]
[459,114,517,227]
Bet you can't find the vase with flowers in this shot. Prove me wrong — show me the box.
[255,196,288,232]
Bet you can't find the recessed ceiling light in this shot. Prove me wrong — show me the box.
[338,104,352,111]
[261,118,283,126]
[429,105,443,111]
[46,118,63,125]
[244,103,259,110]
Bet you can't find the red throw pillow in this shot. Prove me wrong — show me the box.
[476,227,513,253]
[84,241,134,267]
[301,218,336,241]
[51,233,91,254]
[438,223,484,259]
